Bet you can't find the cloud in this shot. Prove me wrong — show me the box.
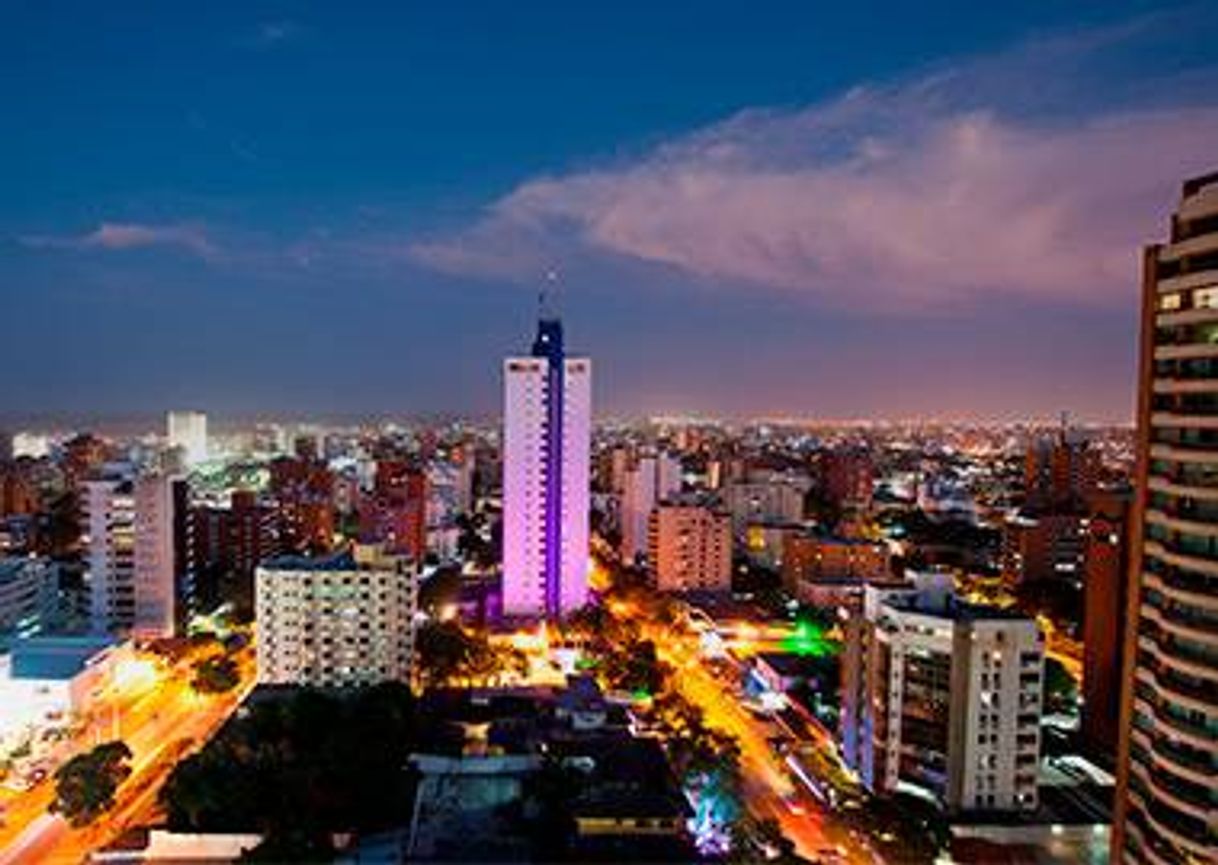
[20,222,216,258]
[239,20,306,50]
[410,23,1218,311]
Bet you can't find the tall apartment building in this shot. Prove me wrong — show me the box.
[502,313,591,619]
[255,545,418,688]
[187,489,280,620]
[841,575,1044,814]
[647,501,732,593]
[83,474,184,637]
[131,475,182,637]
[83,477,136,633]
[620,452,682,564]
[167,411,208,467]
[1113,171,1218,864]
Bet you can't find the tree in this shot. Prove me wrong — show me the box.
[192,655,240,694]
[53,741,132,826]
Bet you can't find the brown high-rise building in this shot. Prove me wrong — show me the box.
[360,459,428,561]
[1081,491,1131,765]
[1112,171,1218,864]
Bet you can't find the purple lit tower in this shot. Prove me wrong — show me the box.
[501,305,591,620]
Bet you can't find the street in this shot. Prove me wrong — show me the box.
[0,645,254,865]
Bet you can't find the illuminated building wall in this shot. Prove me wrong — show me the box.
[1113,171,1218,864]
[841,577,1044,814]
[647,501,732,593]
[620,452,682,564]
[255,545,417,687]
[167,410,208,467]
[502,315,591,619]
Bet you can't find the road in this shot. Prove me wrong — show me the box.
[0,647,254,865]
[647,617,877,864]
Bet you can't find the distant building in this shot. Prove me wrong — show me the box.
[722,477,806,532]
[1112,171,1218,864]
[268,456,335,553]
[255,545,418,688]
[1024,429,1099,512]
[821,448,874,510]
[1001,511,1087,587]
[501,312,591,620]
[188,490,280,618]
[619,452,682,564]
[782,532,889,603]
[132,475,185,638]
[361,459,428,561]
[840,575,1044,814]
[647,501,732,593]
[167,411,208,467]
[11,433,50,460]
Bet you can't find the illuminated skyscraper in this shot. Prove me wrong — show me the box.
[1113,171,1218,864]
[167,410,208,467]
[501,311,591,619]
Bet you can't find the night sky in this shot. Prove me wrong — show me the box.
[4,1,1217,422]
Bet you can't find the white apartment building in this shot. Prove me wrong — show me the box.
[84,474,181,638]
[132,475,180,638]
[501,316,591,620]
[647,501,732,594]
[167,410,208,467]
[619,452,682,564]
[255,545,418,688]
[841,574,1044,814]
[83,478,136,633]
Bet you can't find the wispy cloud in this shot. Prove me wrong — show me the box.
[19,222,217,258]
[240,19,306,50]
[409,17,1218,311]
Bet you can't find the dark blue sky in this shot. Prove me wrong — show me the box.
[3,1,1216,422]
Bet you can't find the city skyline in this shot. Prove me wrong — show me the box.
[4,3,1218,421]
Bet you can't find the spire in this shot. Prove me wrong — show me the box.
[532,269,565,360]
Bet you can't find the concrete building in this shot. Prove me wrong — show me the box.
[647,501,732,593]
[1002,511,1087,587]
[84,475,184,638]
[254,545,418,688]
[619,452,682,564]
[167,411,208,467]
[782,532,890,603]
[722,477,806,532]
[132,475,183,638]
[1081,490,1132,766]
[0,557,55,643]
[1112,171,1218,864]
[501,313,591,619]
[841,575,1044,814]
[83,477,136,633]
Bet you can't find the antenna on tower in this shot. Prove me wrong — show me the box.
[539,268,561,320]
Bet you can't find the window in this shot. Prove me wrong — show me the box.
[1159,292,1183,312]
[1195,286,1218,309]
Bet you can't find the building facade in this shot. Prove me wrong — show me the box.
[1113,171,1218,864]
[167,411,208,467]
[254,545,418,687]
[620,452,682,564]
[84,474,183,637]
[841,576,1044,814]
[501,315,591,619]
[647,502,732,593]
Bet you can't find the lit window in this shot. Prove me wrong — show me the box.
[1159,292,1182,311]
[1194,286,1218,309]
